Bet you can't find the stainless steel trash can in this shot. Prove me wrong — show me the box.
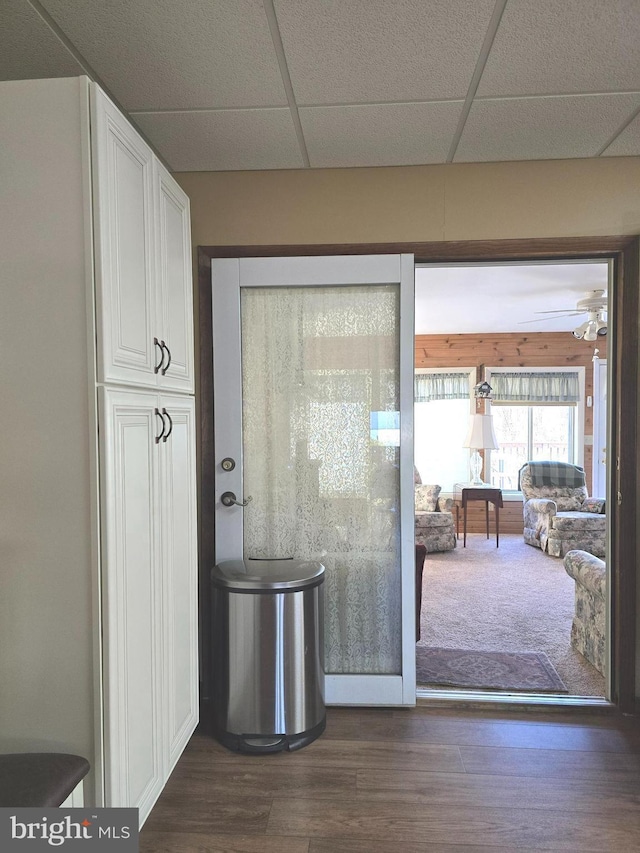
[211,558,325,753]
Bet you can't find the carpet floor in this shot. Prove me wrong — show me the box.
[418,533,605,697]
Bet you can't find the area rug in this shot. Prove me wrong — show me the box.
[416,646,568,693]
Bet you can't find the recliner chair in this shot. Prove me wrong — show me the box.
[414,475,456,554]
[520,461,606,558]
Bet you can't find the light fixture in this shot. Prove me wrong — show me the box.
[573,311,606,341]
[462,414,499,485]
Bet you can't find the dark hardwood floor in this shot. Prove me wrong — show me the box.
[141,705,640,852]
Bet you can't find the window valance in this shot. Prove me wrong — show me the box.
[491,371,580,403]
[414,372,470,402]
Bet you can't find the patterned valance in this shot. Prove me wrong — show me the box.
[414,372,470,403]
[491,371,580,403]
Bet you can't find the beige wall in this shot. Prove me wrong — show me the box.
[176,157,640,247]
[0,78,98,799]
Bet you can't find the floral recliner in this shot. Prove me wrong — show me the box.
[520,462,606,558]
[564,549,606,674]
[414,480,456,554]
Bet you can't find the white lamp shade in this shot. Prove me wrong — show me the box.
[462,413,499,450]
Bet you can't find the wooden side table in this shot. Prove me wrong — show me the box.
[454,483,504,548]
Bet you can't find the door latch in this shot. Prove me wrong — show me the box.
[221,491,252,508]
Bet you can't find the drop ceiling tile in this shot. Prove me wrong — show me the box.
[300,101,463,168]
[454,94,640,163]
[478,0,640,97]
[0,0,85,80]
[274,0,496,104]
[131,109,304,172]
[602,111,640,156]
[39,0,287,110]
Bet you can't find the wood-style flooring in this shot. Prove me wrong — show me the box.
[141,706,640,852]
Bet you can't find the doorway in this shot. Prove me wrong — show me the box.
[197,236,638,717]
[414,260,610,701]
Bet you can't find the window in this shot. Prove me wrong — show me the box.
[414,370,473,491]
[489,405,575,490]
[486,368,584,492]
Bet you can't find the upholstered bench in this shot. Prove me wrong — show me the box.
[564,549,606,674]
[0,753,90,807]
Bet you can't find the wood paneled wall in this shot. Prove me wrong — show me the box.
[416,331,607,532]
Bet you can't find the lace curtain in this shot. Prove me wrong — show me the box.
[491,371,580,403]
[415,371,470,402]
[241,285,402,674]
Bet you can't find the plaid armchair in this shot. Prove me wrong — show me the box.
[520,462,606,558]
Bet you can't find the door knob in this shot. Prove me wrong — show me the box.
[220,491,252,508]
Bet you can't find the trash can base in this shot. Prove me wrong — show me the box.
[215,715,326,755]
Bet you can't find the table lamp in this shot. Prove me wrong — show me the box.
[462,413,499,485]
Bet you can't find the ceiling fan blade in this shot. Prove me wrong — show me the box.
[518,315,581,325]
[533,309,584,316]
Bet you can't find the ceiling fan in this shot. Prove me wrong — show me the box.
[520,289,607,340]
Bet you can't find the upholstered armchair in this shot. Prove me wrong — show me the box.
[414,483,456,553]
[564,549,606,674]
[520,462,606,558]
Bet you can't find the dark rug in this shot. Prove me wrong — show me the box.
[416,646,568,693]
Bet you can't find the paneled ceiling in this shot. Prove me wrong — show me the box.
[2,0,640,172]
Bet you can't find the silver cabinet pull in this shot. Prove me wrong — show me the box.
[220,491,252,508]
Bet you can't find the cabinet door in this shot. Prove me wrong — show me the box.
[159,395,198,770]
[155,162,195,392]
[93,87,158,387]
[99,388,164,820]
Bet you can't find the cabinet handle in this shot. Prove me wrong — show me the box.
[161,408,173,443]
[154,408,165,443]
[154,338,164,374]
[161,342,172,375]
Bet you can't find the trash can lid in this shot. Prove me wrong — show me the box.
[211,559,325,591]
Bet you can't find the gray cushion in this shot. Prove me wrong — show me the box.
[0,753,90,807]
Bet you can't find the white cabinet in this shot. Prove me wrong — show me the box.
[158,396,199,769]
[93,88,194,392]
[100,389,197,822]
[155,161,195,393]
[100,391,164,816]
[92,87,157,386]
[0,76,197,827]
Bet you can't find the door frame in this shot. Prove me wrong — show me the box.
[592,357,608,500]
[198,236,639,716]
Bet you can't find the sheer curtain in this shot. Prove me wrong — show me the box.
[240,285,402,674]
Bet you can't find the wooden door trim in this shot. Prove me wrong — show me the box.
[198,235,638,713]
